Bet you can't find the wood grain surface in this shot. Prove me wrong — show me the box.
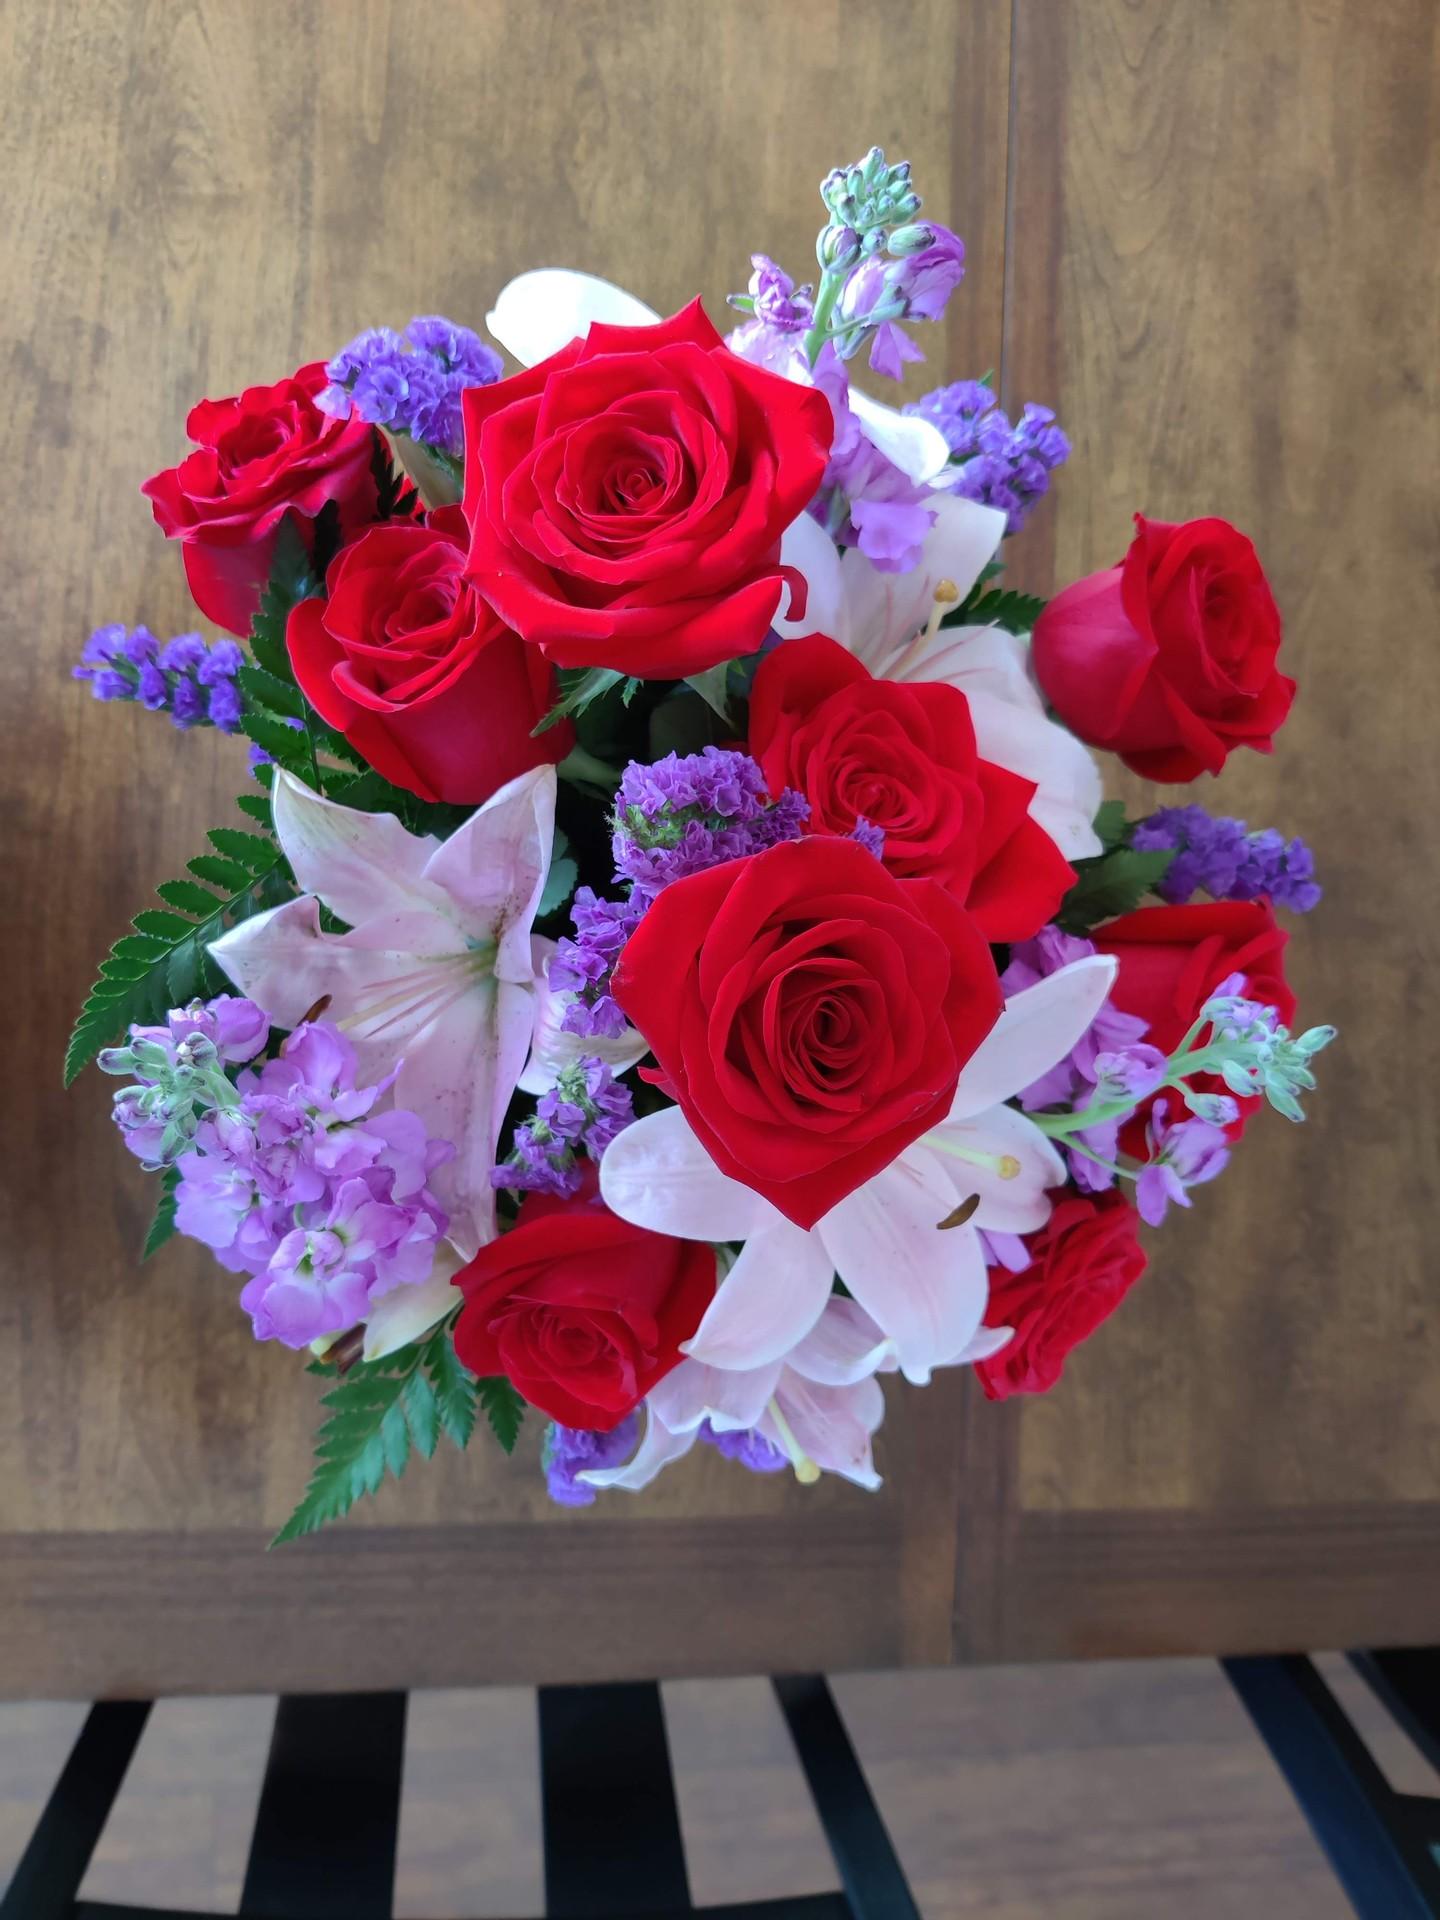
[0,0,1435,1698]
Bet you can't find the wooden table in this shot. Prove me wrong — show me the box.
[3,0,1436,1702]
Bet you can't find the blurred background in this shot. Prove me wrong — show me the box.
[1,1,1436,1912]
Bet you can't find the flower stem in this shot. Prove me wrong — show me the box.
[802,265,846,367]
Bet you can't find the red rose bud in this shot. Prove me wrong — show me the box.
[453,1179,716,1431]
[748,633,1074,941]
[461,300,834,680]
[286,506,570,805]
[976,1189,1148,1400]
[1095,898,1295,1150]
[142,363,379,636]
[1031,515,1296,782]
[611,835,1004,1231]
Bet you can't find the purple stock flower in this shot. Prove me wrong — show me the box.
[317,314,501,458]
[1093,1043,1169,1104]
[1134,1097,1230,1228]
[1001,928,1151,1192]
[905,382,1070,535]
[1131,806,1321,914]
[543,1415,640,1507]
[73,624,245,734]
[809,346,937,571]
[699,1420,788,1473]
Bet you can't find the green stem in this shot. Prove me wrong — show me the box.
[802,263,847,367]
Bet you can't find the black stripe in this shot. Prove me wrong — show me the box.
[0,1700,151,1920]
[1225,1654,1440,1917]
[772,1675,920,1920]
[240,1692,406,1919]
[539,1681,690,1916]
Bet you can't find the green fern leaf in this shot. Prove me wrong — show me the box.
[206,827,277,872]
[950,585,1049,635]
[188,853,254,894]
[237,663,305,720]
[477,1376,525,1454]
[155,878,224,918]
[141,1168,180,1261]
[424,1329,479,1450]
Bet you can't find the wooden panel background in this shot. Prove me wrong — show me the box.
[0,0,1436,1696]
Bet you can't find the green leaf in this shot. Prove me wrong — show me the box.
[950,586,1048,634]
[534,666,634,735]
[1057,847,1176,934]
[273,1323,484,1547]
[237,662,306,721]
[477,1376,524,1453]
[684,664,734,725]
[65,810,290,1086]
[1093,799,1130,853]
[538,830,578,918]
[141,1168,180,1261]
[235,791,272,826]
[207,827,277,873]
[239,708,312,779]
[247,518,323,683]
[371,434,421,521]
[187,853,254,894]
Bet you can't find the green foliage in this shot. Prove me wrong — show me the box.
[64,794,291,1086]
[535,666,642,735]
[684,664,734,726]
[141,1167,181,1261]
[272,1323,493,1546]
[1092,798,1131,853]
[477,1376,525,1453]
[537,828,578,918]
[370,433,422,522]
[1056,845,1176,934]
[949,585,1049,635]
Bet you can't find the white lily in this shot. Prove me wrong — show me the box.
[517,936,648,1096]
[210,764,556,1263]
[776,498,1104,862]
[577,1297,986,1495]
[485,268,951,486]
[600,955,1118,1386]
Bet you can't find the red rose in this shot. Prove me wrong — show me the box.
[452,1179,715,1430]
[285,506,571,804]
[142,364,379,637]
[975,1190,1148,1400]
[1031,515,1296,781]
[1095,899,1295,1146]
[461,301,833,680]
[748,633,1074,940]
[610,835,1003,1231]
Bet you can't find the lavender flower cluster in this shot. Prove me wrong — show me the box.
[1132,806,1321,913]
[552,748,809,1041]
[317,315,503,460]
[1000,927,1152,1194]
[905,380,1071,535]
[73,625,244,732]
[492,1056,634,1199]
[103,997,453,1349]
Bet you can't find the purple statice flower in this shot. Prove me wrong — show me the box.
[73,625,244,733]
[1131,806,1321,913]
[131,1012,456,1348]
[905,382,1070,535]
[1134,1097,1230,1227]
[612,746,809,900]
[317,314,502,459]
[1001,928,1151,1191]
[492,1056,635,1198]
[851,817,886,860]
[699,1420,789,1473]
[543,1414,641,1507]
[809,346,937,571]
[550,888,646,1040]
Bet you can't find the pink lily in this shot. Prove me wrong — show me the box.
[210,765,556,1263]
[599,956,1118,1387]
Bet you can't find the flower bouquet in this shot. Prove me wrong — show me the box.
[68,148,1333,1539]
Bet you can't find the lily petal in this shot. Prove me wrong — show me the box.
[776,508,847,643]
[916,1103,1064,1234]
[271,769,445,927]
[575,1404,696,1493]
[786,1297,896,1386]
[599,1107,771,1243]
[848,386,952,483]
[817,1154,989,1385]
[949,955,1119,1120]
[421,765,555,976]
[681,1215,834,1372]
[772,1374,885,1490]
[647,1354,782,1436]
[363,1242,466,1361]
[487,269,659,368]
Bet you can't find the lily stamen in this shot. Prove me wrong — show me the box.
[767,1399,820,1485]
